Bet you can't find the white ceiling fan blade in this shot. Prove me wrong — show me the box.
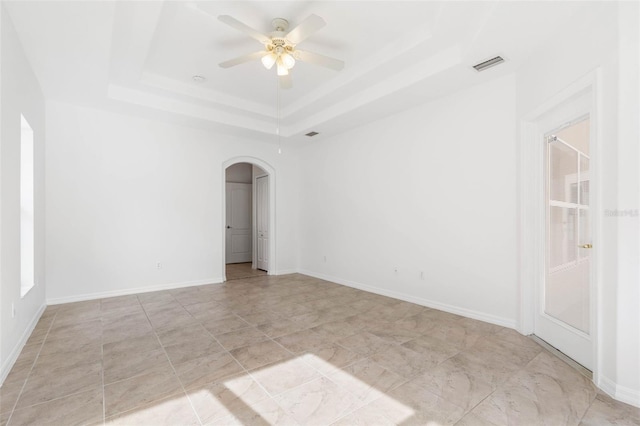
[294,50,344,71]
[219,51,266,68]
[285,14,326,45]
[218,15,271,45]
[279,74,293,90]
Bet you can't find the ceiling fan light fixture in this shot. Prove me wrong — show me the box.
[280,52,295,69]
[276,58,289,76]
[261,52,277,69]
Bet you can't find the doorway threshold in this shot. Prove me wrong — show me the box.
[530,335,592,380]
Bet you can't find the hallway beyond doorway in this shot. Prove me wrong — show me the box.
[226,262,267,281]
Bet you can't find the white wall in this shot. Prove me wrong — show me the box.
[45,101,298,302]
[0,5,47,384]
[516,1,639,406]
[298,74,518,327]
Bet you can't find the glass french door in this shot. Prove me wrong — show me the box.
[537,118,592,370]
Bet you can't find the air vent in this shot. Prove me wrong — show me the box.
[473,56,505,72]
[305,131,319,137]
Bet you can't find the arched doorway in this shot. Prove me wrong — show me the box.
[221,157,276,281]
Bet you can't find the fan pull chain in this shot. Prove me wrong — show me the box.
[276,78,282,154]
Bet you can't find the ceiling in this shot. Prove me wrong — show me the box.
[4,1,595,143]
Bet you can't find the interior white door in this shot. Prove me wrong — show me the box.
[256,175,268,271]
[225,182,252,264]
[536,118,592,369]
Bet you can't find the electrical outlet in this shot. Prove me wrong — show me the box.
[394,267,398,274]
[156,262,162,270]
[323,256,327,263]
[11,302,16,318]
[420,271,425,280]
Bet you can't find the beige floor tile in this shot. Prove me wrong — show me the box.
[421,320,485,350]
[37,335,101,359]
[237,310,284,326]
[182,302,231,321]
[156,323,216,347]
[446,351,521,388]
[147,309,198,332]
[407,358,495,412]
[299,344,363,375]
[105,393,200,426]
[580,393,640,426]
[331,402,396,426]
[5,273,634,425]
[1,344,41,386]
[104,370,183,417]
[401,335,461,365]
[257,319,307,338]
[215,327,270,350]
[274,377,361,425]
[208,397,299,426]
[101,295,140,312]
[102,319,154,344]
[250,356,321,396]
[52,307,102,325]
[336,331,393,356]
[365,322,422,344]
[471,334,542,367]
[31,345,101,374]
[383,380,467,425]
[102,333,160,357]
[309,316,366,340]
[0,381,23,415]
[274,329,328,353]
[104,347,171,384]
[163,338,225,365]
[46,319,102,342]
[16,362,102,409]
[230,340,292,370]
[136,290,175,305]
[8,389,103,426]
[187,374,270,424]
[468,384,579,425]
[202,315,251,336]
[329,358,407,405]
[369,344,440,379]
[174,352,245,390]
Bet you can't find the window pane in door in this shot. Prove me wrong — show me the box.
[549,206,577,269]
[549,141,578,203]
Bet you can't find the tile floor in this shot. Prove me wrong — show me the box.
[226,263,267,281]
[1,274,638,425]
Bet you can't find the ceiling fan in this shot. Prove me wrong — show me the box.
[217,14,345,89]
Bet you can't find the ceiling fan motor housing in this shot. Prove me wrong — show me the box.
[271,18,289,32]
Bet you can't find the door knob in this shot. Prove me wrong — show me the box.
[578,244,593,249]
[226,226,232,229]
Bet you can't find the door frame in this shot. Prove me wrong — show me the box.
[518,69,602,378]
[222,157,276,280]
[254,174,269,271]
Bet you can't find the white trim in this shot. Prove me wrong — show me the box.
[300,269,517,329]
[46,278,223,305]
[599,375,640,408]
[0,303,46,386]
[274,269,297,275]
[222,157,276,278]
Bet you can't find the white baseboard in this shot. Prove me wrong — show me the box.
[298,269,517,329]
[274,269,298,275]
[46,277,223,305]
[0,303,46,386]
[599,374,640,408]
